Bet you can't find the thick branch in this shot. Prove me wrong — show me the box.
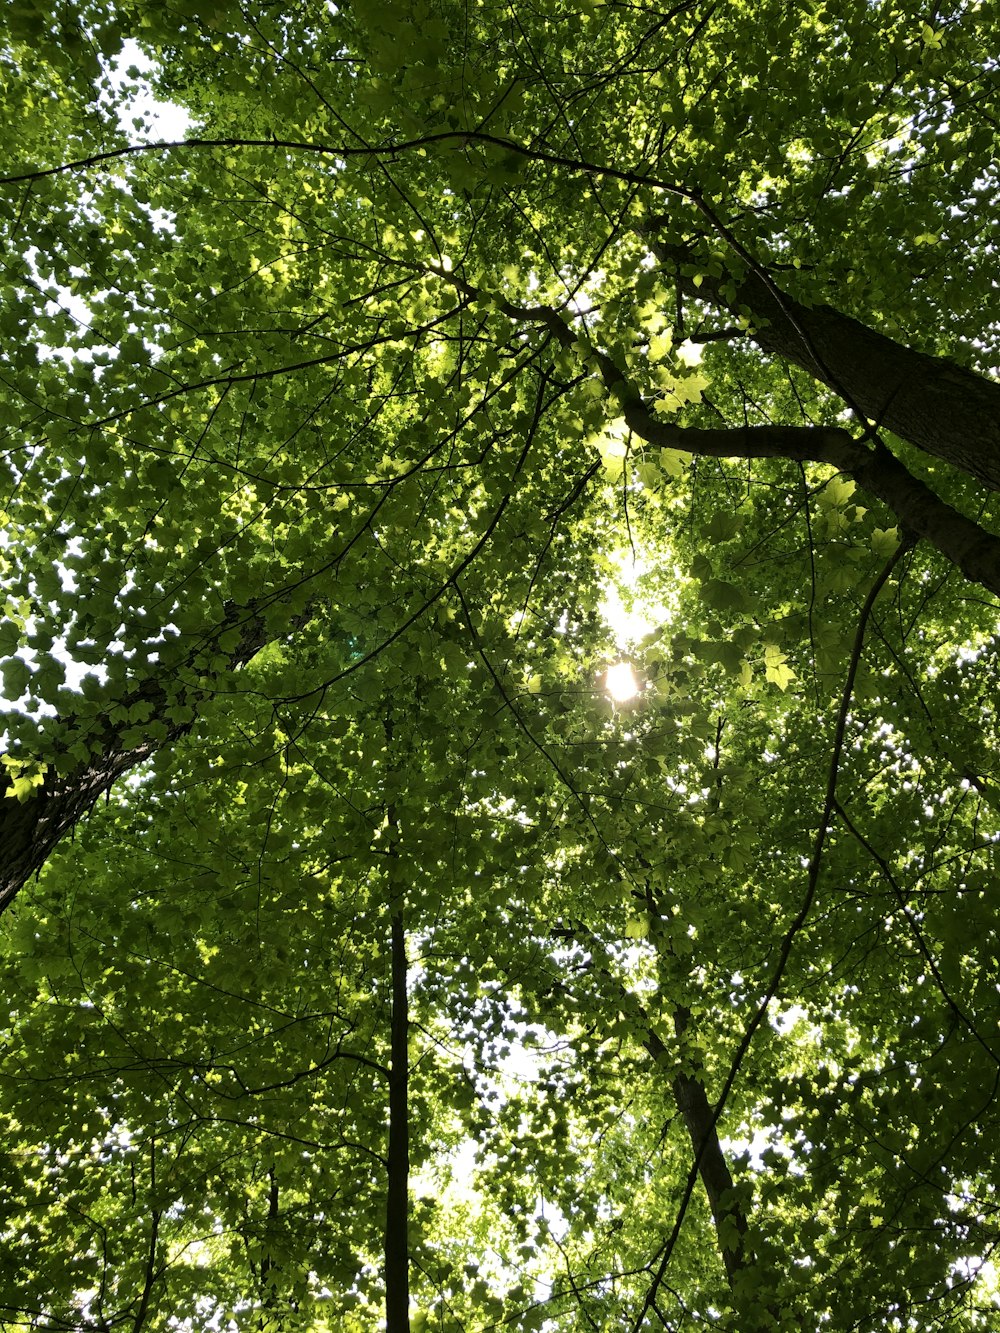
[562,926,754,1303]
[259,1170,281,1318]
[452,271,1000,598]
[624,402,1000,597]
[132,1144,160,1333]
[621,405,1000,597]
[645,234,1000,491]
[638,545,910,1328]
[384,778,410,1333]
[0,131,692,199]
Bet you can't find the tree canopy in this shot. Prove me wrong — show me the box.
[2,0,1000,1328]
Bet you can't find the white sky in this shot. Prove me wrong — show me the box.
[109,41,193,139]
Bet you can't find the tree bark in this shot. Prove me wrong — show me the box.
[586,924,752,1291]
[259,1168,281,1325]
[385,906,410,1333]
[644,233,1000,491]
[481,274,1000,598]
[0,602,283,914]
[643,1010,749,1287]
[132,1140,161,1333]
[619,407,1000,597]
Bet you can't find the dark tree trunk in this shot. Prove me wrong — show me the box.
[644,1012,749,1287]
[0,602,281,914]
[259,1168,281,1325]
[385,907,410,1333]
[645,233,1000,491]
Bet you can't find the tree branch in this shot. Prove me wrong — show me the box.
[642,232,1000,492]
[619,404,1000,597]
[439,267,1000,599]
[0,131,694,201]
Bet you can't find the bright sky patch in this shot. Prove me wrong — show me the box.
[605,662,639,702]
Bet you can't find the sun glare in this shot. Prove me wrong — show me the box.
[599,549,677,648]
[605,662,639,702]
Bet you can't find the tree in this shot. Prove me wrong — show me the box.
[1,0,1000,1327]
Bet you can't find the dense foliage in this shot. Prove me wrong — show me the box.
[2,0,1000,1328]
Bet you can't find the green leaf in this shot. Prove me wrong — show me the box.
[763,644,796,691]
[636,460,662,491]
[699,579,751,613]
[871,525,901,558]
[659,447,691,478]
[1,657,31,699]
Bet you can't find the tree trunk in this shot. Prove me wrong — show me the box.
[259,1168,281,1326]
[385,906,410,1333]
[0,602,293,915]
[644,233,1000,491]
[643,1011,749,1287]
